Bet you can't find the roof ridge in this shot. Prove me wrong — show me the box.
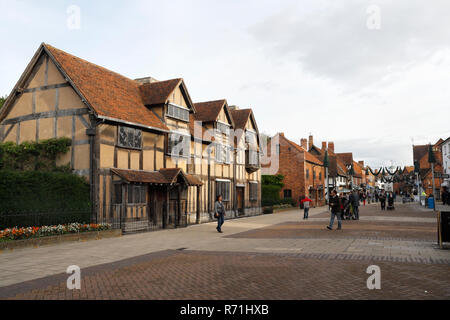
[43,43,139,87]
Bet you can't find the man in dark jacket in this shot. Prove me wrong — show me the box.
[327,190,342,230]
[351,190,360,220]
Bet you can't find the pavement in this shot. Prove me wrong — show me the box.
[0,202,449,299]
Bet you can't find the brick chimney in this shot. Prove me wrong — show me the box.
[279,132,285,137]
[358,160,364,167]
[308,135,313,150]
[300,138,307,149]
[321,141,327,150]
[328,142,335,153]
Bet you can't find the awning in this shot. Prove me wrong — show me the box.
[111,168,203,186]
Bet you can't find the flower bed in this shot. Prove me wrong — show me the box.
[0,222,112,242]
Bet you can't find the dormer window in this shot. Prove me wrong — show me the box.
[167,103,189,122]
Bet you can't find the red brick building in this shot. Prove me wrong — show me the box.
[413,139,444,198]
[264,133,325,207]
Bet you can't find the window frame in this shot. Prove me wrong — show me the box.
[166,103,190,122]
[250,182,259,201]
[216,179,231,202]
[117,126,143,150]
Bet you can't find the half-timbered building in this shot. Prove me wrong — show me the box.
[0,43,262,232]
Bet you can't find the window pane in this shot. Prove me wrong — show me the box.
[134,129,142,148]
[118,127,127,147]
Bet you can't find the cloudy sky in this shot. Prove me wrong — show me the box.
[0,0,449,167]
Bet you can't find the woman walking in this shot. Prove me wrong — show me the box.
[215,195,226,233]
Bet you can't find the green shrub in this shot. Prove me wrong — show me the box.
[0,138,71,171]
[0,170,90,228]
[261,184,281,206]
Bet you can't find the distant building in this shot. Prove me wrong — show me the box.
[264,133,325,207]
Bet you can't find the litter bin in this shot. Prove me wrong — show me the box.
[428,197,435,209]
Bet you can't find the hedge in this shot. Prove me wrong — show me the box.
[0,170,91,228]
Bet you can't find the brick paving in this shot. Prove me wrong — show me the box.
[0,203,449,299]
[1,250,449,300]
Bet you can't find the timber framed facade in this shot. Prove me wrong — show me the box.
[0,43,262,232]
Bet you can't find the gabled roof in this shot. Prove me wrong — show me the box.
[139,78,193,108]
[193,99,227,123]
[336,152,353,166]
[0,43,179,132]
[43,44,170,132]
[230,109,253,130]
[189,99,234,142]
[281,135,323,166]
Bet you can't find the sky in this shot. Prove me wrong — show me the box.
[0,0,449,168]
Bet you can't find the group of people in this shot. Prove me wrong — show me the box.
[213,187,402,234]
[326,190,361,230]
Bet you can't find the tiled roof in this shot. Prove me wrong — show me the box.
[111,168,202,186]
[283,136,323,166]
[111,168,169,184]
[336,153,353,166]
[139,79,182,106]
[413,145,428,163]
[159,168,184,184]
[353,160,363,178]
[43,44,169,132]
[230,109,252,130]
[193,100,226,123]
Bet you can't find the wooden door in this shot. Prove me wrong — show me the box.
[236,187,244,215]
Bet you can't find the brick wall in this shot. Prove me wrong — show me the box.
[276,136,305,205]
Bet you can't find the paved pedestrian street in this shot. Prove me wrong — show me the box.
[0,203,449,300]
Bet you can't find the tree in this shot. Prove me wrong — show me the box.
[0,95,7,110]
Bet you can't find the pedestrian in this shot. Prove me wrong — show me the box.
[344,193,351,219]
[379,191,386,211]
[327,190,342,230]
[214,195,225,233]
[375,191,379,202]
[362,192,366,206]
[301,196,313,219]
[350,190,360,220]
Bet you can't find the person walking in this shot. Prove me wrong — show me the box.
[344,193,351,219]
[214,195,225,233]
[362,192,367,206]
[350,190,360,220]
[327,190,342,230]
[301,196,313,219]
[379,191,386,211]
